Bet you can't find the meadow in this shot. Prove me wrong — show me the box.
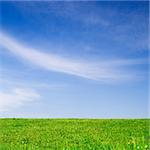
[0,119,149,150]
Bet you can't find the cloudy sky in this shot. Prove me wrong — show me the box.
[0,1,149,118]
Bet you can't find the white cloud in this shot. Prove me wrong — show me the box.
[0,88,40,112]
[0,32,145,82]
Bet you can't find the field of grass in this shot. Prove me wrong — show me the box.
[0,119,149,150]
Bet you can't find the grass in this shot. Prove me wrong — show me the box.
[0,119,149,150]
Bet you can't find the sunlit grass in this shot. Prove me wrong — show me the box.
[0,119,149,150]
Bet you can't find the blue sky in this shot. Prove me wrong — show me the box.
[0,1,149,118]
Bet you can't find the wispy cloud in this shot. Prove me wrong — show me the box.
[0,32,146,82]
[0,77,68,92]
[0,88,40,112]
[0,77,65,112]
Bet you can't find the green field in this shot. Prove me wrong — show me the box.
[0,119,149,150]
